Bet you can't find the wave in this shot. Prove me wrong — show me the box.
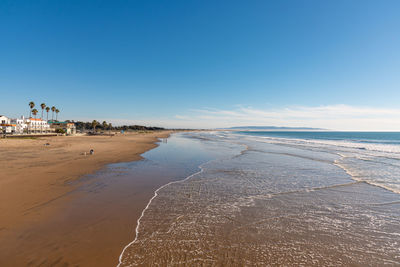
[334,160,400,195]
[234,132,400,155]
[249,181,363,200]
[231,132,400,195]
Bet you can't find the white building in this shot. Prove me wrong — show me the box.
[10,116,28,134]
[26,117,51,133]
[0,115,9,124]
[0,115,13,133]
[1,115,52,134]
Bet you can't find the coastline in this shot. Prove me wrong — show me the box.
[0,131,172,266]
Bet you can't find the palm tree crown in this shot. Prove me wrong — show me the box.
[31,109,38,118]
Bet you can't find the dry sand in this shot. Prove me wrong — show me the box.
[0,131,171,266]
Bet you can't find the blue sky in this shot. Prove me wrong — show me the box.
[1,0,400,130]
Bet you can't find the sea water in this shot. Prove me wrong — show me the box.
[119,131,400,266]
[234,131,400,194]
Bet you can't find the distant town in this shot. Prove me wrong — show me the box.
[1,101,164,137]
[0,101,76,136]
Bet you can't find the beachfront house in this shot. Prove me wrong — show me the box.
[49,121,76,135]
[10,116,28,134]
[0,115,13,133]
[0,115,9,124]
[26,117,51,133]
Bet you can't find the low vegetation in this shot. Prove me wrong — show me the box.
[71,121,164,132]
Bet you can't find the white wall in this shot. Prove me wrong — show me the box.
[0,116,10,124]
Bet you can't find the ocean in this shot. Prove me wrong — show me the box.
[234,131,400,194]
[119,131,400,266]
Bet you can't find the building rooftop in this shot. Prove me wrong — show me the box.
[48,121,68,124]
[29,118,43,121]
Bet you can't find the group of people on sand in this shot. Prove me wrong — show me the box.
[83,149,95,156]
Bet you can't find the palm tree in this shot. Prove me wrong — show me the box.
[92,120,98,133]
[46,106,50,121]
[55,109,60,121]
[40,103,46,119]
[108,123,112,134]
[32,109,38,133]
[40,103,46,133]
[51,106,56,122]
[102,121,107,131]
[29,101,35,118]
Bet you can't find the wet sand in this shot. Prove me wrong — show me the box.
[0,131,171,266]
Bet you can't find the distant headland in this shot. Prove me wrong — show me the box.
[223,126,327,131]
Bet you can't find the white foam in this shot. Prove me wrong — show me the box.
[117,166,206,266]
[117,137,250,266]
[235,133,400,155]
[235,132,400,195]
[334,159,400,195]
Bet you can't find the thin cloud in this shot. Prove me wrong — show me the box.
[177,105,400,130]
[175,115,190,120]
[80,105,400,130]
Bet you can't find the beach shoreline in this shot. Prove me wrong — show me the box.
[0,131,172,266]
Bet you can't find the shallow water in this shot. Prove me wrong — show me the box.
[119,132,400,266]
[0,134,231,267]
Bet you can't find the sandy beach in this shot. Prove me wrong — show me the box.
[0,131,171,266]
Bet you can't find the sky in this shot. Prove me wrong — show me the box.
[1,0,400,130]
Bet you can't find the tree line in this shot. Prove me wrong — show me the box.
[71,120,164,132]
[29,101,59,121]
